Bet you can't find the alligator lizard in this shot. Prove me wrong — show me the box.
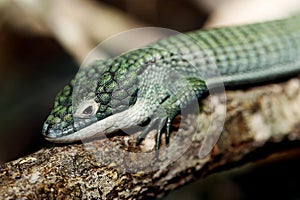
[42,14,300,151]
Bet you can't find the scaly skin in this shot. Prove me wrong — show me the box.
[43,15,300,150]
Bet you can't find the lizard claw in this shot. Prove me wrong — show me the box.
[136,113,176,154]
[165,117,172,145]
[136,117,157,146]
[155,117,167,151]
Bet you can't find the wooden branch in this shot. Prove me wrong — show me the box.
[1,77,300,199]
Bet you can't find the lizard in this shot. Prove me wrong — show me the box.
[42,14,300,152]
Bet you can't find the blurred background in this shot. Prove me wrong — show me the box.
[0,0,300,199]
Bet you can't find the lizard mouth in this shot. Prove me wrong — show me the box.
[42,108,123,143]
[43,116,116,143]
[42,123,76,142]
[42,117,98,142]
[43,101,147,143]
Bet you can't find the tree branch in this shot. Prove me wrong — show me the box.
[1,77,300,199]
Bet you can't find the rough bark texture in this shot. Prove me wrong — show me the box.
[1,77,300,199]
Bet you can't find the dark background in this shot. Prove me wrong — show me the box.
[0,1,299,199]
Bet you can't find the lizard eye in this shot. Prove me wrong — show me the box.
[82,105,94,115]
[74,100,99,118]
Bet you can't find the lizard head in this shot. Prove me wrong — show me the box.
[42,54,140,143]
[42,48,173,143]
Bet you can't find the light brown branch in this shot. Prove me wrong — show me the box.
[1,76,300,199]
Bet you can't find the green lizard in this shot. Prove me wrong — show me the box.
[43,15,300,151]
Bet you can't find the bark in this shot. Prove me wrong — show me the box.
[1,77,300,199]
